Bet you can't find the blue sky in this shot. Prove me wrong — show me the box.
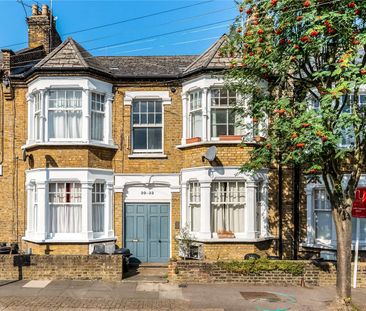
[0,0,237,56]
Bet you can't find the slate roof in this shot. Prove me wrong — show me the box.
[4,46,46,75]
[90,56,198,78]
[183,34,230,75]
[9,35,229,79]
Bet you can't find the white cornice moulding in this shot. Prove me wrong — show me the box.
[124,91,171,106]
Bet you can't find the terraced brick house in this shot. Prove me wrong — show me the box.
[0,4,365,263]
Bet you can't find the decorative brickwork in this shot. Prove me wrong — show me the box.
[0,255,123,281]
[168,260,366,287]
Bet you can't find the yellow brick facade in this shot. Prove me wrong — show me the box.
[0,80,303,260]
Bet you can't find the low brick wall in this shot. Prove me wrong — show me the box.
[0,255,123,281]
[168,260,366,287]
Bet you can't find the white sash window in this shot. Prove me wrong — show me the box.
[33,92,42,141]
[91,93,105,141]
[48,182,82,235]
[188,182,201,232]
[92,182,105,233]
[189,91,202,138]
[210,89,238,138]
[48,90,82,139]
[211,181,245,233]
[132,100,163,152]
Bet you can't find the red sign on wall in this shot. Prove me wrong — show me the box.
[352,187,366,218]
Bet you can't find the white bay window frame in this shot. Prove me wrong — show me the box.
[25,77,114,148]
[24,168,114,243]
[305,175,366,249]
[181,76,246,145]
[181,167,270,241]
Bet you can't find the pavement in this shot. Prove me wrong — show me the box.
[0,279,365,311]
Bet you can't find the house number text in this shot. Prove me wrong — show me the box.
[141,190,154,195]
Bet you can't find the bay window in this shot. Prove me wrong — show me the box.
[91,93,105,141]
[211,181,245,233]
[34,92,42,141]
[132,100,163,152]
[306,182,366,247]
[27,77,114,147]
[210,88,237,138]
[48,90,82,139]
[188,182,201,232]
[92,182,105,233]
[25,168,114,243]
[189,91,202,138]
[48,182,82,235]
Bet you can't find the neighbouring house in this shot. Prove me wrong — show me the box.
[0,4,365,263]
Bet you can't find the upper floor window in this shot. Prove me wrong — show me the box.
[132,100,163,152]
[189,91,202,138]
[211,89,238,138]
[211,181,245,233]
[27,77,113,147]
[34,93,42,141]
[91,93,105,141]
[48,90,82,139]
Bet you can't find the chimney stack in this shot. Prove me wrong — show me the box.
[27,3,61,53]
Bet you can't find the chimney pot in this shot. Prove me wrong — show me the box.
[32,4,39,15]
[41,4,49,15]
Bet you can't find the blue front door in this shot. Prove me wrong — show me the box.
[124,203,170,263]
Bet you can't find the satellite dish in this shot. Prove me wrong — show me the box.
[203,146,217,162]
[22,149,27,162]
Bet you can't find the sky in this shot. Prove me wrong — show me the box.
[0,0,237,56]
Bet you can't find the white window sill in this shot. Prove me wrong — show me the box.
[189,236,275,243]
[128,153,167,159]
[177,140,244,149]
[22,141,119,150]
[23,236,117,244]
[301,242,366,251]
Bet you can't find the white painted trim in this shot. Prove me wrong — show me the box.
[22,141,119,150]
[27,76,114,147]
[180,167,269,241]
[124,91,171,106]
[176,140,242,149]
[24,168,115,243]
[128,154,168,159]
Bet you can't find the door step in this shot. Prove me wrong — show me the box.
[138,263,168,268]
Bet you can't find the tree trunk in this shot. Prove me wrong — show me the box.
[333,205,352,301]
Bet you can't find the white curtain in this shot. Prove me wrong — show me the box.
[91,111,104,141]
[190,204,200,232]
[92,203,104,232]
[49,204,82,233]
[190,111,202,138]
[212,204,244,233]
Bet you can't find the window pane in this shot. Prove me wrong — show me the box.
[316,212,332,240]
[140,101,147,113]
[133,113,139,124]
[147,128,162,150]
[212,109,228,124]
[148,113,155,124]
[133,128,147,150]
[191,205,200,232]
[212,125,227,137]
[141,113,147,124]
[155,113,162,124]
[148,102,155,112]
[133,102,140,113]
[191,111,202,138]
[155,102,162,113]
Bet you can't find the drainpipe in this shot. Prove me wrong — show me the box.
[293,165,300,260]
[278,153,283,260]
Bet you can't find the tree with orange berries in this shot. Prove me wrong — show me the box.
[225,0,366,306]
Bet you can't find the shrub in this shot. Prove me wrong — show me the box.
[217,258,305,276]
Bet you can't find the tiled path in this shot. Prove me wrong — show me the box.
[0,279,365,310]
